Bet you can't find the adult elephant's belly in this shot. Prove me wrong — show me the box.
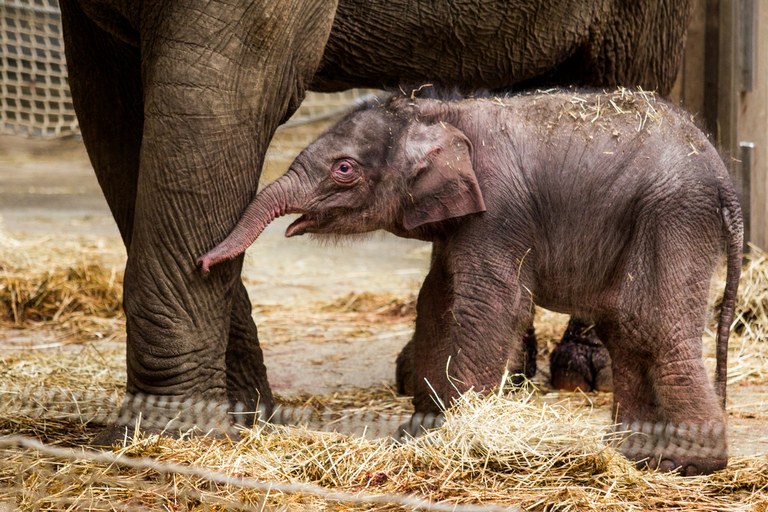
[312,0,593,92]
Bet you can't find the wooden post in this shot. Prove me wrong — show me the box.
[737,0,767,250]
[697,0,765,250]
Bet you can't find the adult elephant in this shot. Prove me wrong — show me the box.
[58,0,693,440]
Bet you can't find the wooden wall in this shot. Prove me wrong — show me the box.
[671,0,766,250]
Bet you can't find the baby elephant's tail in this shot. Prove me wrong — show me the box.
[714,182,744,409]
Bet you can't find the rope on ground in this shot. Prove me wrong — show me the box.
[0,434,522,512]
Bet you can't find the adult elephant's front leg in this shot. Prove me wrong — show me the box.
[226,280,273,416]
[111,1,336,438]
[122,146,259,430]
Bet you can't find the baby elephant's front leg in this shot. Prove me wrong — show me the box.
[402,247,532,436]
[396,322,537,397]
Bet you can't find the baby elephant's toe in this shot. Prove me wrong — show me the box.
[641,455,728,476]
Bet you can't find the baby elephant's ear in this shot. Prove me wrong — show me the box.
[403,122,486,230]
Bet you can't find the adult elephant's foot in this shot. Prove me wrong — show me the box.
[550,318,612,392]
[395,327,538,396]
[614,421,728,475]
[106,207,275,445]
[395,412,446,440]
[90,392,257,447]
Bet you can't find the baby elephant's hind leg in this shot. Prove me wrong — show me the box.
[643,341,727,475]
[600,286,727,474]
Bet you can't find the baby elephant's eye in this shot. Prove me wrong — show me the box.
[331,159,359,185]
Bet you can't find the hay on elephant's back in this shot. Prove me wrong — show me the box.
[566,86,662,126]
[523,86,670,137]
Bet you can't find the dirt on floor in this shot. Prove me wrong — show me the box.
[1,134,767,458]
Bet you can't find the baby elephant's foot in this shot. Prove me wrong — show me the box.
[550,320,612,392]
[395,412,445,440]
[615,421,728,475]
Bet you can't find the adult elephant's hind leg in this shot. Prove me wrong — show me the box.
[59,0,142,248]
[226,280,274,422]
[550,318,612,392]
[59,1,148,444]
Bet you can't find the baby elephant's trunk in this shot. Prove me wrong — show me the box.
[197,175,293,274]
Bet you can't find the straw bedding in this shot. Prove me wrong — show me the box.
[1,385,766,510]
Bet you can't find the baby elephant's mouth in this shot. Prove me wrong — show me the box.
[285,213,318,237]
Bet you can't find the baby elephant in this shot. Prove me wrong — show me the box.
[199,90,743,475]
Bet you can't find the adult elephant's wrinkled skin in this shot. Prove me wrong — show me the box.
[58,0,694,444]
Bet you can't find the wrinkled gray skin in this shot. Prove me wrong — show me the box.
[199,92,743,475]
[59,0,693,443]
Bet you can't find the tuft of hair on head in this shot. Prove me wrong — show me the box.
[394,84,497,101]
[353,92,391,112]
